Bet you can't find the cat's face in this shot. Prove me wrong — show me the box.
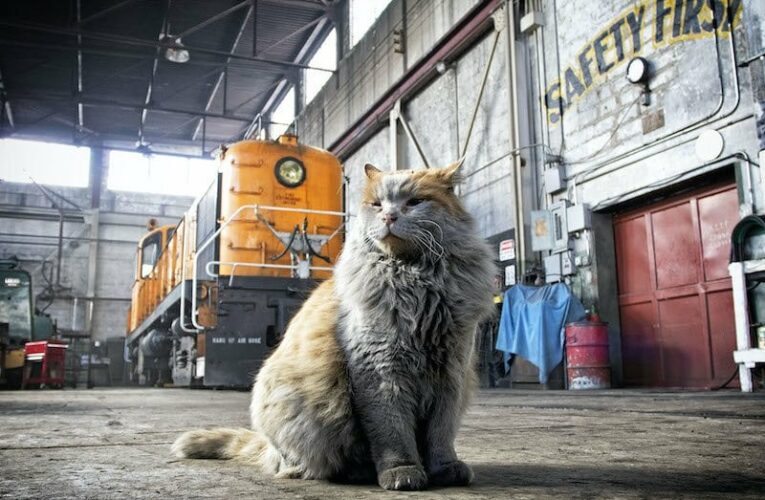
[358,163,468,259]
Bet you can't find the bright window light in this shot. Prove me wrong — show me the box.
[350,0,393,48]
[270,87,295,139]
[107,150,217,197]
[305,29,337,105]
[0,138,90,188]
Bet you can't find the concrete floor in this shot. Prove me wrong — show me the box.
[0,388,764,499]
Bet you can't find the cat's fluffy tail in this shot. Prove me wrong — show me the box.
[171,428,266,461]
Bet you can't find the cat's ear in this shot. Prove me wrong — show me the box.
[440,157,465,186]
[364,164,382,180]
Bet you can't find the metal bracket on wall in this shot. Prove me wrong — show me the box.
[392,100,431,169]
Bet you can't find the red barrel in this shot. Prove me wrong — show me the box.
[565,320,611,390]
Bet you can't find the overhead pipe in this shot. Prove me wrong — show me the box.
[503,2,526,279]
[11,91,261,123]
[0,39,289,75]
[0,20,336,73]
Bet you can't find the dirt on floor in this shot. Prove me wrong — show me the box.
[0,388,764,499]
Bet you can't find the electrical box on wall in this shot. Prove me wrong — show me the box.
[531,210,554,251]
[544,166,565,194]
[567,204,592,233]
[561,250,576,276]
[550,201,569,253]
[544,254,562,283]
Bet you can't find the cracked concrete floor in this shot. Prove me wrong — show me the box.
[1,388,764,499]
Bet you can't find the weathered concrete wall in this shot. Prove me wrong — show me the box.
[0,179,193,341]
[314,0,517,239]
[537,0,761,213]
[299,0,483,148]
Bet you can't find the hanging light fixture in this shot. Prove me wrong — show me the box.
[160,34,190,64]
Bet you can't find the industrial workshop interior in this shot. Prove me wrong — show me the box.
[0,0,764,498]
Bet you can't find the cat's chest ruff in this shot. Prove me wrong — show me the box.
[358,260,456,342]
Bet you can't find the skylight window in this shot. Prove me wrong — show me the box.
[350,0,394,48]
[0,138,90,188]
[270,87,295,138]
[305,29,337,105]
[107,151,217,197]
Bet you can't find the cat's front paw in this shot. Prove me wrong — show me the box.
[378,465,428,491]
[428,460,474,487]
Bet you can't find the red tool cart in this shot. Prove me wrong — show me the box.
[22,341,67,389]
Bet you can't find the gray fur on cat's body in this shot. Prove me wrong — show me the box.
[173,165,495,490]
[333,194,495,487]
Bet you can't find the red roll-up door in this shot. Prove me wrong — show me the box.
[614,183,739,388]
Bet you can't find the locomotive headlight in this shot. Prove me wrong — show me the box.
[275,157,306,188]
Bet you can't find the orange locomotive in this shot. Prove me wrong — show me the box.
[126,135,345,387]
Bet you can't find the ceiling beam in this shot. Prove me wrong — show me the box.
[243,16,332,139]
[138,0,171,145]
[12,91,260,123]
[0,66,14,131]
[0,20,336,73]
[257,15,324,57]
[75,0,84,134]
[260,0,328,11]
[79,0,139,25]
[173,1,251,41]
[192,5,253,141]
[0,39,291,77]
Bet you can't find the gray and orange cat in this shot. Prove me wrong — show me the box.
[171,162,495,491]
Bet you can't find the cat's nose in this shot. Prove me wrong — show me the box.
[382,212,398,226]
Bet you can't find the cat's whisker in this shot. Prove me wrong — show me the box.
[412,229,444,261]
[416,220,444,241]
[417,227,445,257]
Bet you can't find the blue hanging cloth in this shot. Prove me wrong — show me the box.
[496,283,586,383]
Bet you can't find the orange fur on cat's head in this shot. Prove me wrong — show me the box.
[361,161,467,219]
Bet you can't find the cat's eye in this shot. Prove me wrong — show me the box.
[406,198,423,207]
[370,200,381,207]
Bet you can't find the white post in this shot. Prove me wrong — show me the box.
[729,262,753,392]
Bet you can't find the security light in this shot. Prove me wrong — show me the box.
[626,57,650,85]
[626,57,652,105]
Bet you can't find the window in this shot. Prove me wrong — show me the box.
[350,0,394,48]
[0,138,90,188]
[304,29,337,105]
[0,272,32,339]
[140,231,162,278]
[107,150,217,197]
[269,87,295,139]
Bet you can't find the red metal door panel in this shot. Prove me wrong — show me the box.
[658,295,709,384]
[620,301,661,386]
[615,183,738,388]
[614,216,652,296]
[698,188,739,282]
[651,202,700,290]
[706,289,738,383]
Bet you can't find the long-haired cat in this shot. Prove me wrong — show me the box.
[171,162,495,490]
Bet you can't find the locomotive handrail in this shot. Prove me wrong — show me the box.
[189,204,348,331]
[204,261,336,287]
